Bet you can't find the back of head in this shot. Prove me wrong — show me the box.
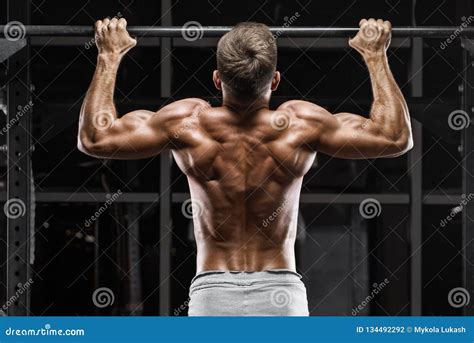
[217,22,277,99]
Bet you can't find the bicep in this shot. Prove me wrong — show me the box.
[85,109,172,160]
[97,110,170,159]
[305,112,398,159]
[82,98,207,159]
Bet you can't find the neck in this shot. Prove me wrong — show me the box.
[222,93,270,114]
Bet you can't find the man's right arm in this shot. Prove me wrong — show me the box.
[286,18,413,159]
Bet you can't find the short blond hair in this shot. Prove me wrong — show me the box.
[217,22,277,98]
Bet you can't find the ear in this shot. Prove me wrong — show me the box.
[271,71,280,91]
[213,70,222,90]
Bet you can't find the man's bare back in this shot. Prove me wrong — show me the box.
[172,103,316,272]
[77,18,412,315]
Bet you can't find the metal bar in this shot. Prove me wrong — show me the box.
[408,36,424,316]
[422,194,463,205]
[1,26,473,38]
[28,37,412,49]
[158,0,173,317]
[461,38,474,316]
[126,204,143,315]
[5,0,31,316]
[24,192,160,203]
[1,192,464,204]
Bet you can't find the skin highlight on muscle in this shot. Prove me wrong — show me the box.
[78,18,413,273]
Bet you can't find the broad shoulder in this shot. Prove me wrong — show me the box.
[157,98,210,119]
[277,100,331,121]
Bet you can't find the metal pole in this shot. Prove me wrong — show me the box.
[159,0,173,316]
[5,0,31,316]
[461,38,474,316]
[0,26,473,38]
[408,37,423,316]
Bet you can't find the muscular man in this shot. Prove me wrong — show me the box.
[78,18,412,316]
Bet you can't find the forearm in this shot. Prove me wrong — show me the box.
[79,54,121,147]
[365,54,411,143]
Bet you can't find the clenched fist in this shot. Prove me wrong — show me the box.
[94,17,137,56]
[349,18,391,58]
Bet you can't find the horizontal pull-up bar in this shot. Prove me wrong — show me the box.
[1,25,474,38]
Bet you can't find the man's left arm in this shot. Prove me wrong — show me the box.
[78,17,207,159]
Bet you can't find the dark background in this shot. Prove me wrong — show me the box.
[0,0,471,316]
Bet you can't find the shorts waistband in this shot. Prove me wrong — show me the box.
[190,269,303,286]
